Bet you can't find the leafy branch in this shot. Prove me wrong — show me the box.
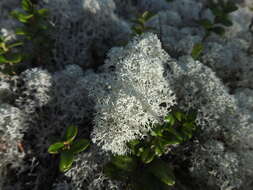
[197,0,238,37]
[0,35,23,75]
[48,125,90,172]
[104,109,197,190]
[131,11,156,35]
[11,0,53,66]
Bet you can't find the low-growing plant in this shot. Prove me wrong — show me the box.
[197,0,238,37]
[48,125,90,172]
[104,109,197,190]
[191,43,204,60]
[131,11,156,35]
[11,0,53,66]
[0,35,23,75]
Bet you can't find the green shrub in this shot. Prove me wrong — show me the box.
[131,11,156,35]
[197,0,238,37]
[48,125,90,172]
[0,35,23,75]
[11,0,53,66]
[104,109,197,190]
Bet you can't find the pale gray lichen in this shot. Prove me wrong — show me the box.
[89,33,177,155]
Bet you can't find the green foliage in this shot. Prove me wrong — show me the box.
[131,11,156,35]
[197,0,238,37]
[11,0,53,67]
[48,125,90,172]
[191,43,204,60]
[104,109,197,189]
[0,35,23,75]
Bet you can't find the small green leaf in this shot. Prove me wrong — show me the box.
[4,53,22,64]
[142,11,155,22]
[64,125,78,143]
[164,114,175,126]
[8,41,23,48]
[162,132,181,145]
[132,25,144,35]
[103,163,130,180]
[11,11,34,23]
[215,16,233,26]
[0,55,10,63]
[111,155,137,172]
[59,151,74,172]
[150,126,163,137]
[210,7,223,17]
[211,26,225,36]
[15,28,29,36]
[22,0,33,12]
[141,148,155,164]
[69,139,90,154]
[173,111,184,122]
[165,126,183,142]
[191,43,203,60]
[48,142,64,154]
[37,8,49,16]
[127,139,140,152]
[224,2,238,13]
[128,139,140,147]
[197,19,213,30]
[148,159,176,186]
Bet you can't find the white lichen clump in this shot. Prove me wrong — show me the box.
[90,33,177,155]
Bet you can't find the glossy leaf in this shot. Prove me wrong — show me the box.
[148,159,175,186]
[150,126,163,137]
[103,162,130,180]
[162,132,181,145]
[15,28,29,36]
[22,0,33,12]
[164,114,175,126]
[132,25,144,35]
[69,139,90,154]
[0,55,10,63]
[173,111,184,122]
[8,41,23,48]
[111,155,137,172]
[37,8,49,16]
[48,142,64,154]
[191,43,203,60]
[166,126,183,142]
[141,148,155,164]
[2,53,22,64]
[64,125,78,143]
[142,11,155,22]
[11,11,34,23]
[59,151,74,172]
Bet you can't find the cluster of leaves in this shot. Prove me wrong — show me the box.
[191,43,204,60]
[131,11,155,35]
[1,0,53,75]
[48,125,90,172]
[197,0,238,37]
[104,109,197,190]
[0,35,23,75]
[11,0,53,66]
[192,1,238,60]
